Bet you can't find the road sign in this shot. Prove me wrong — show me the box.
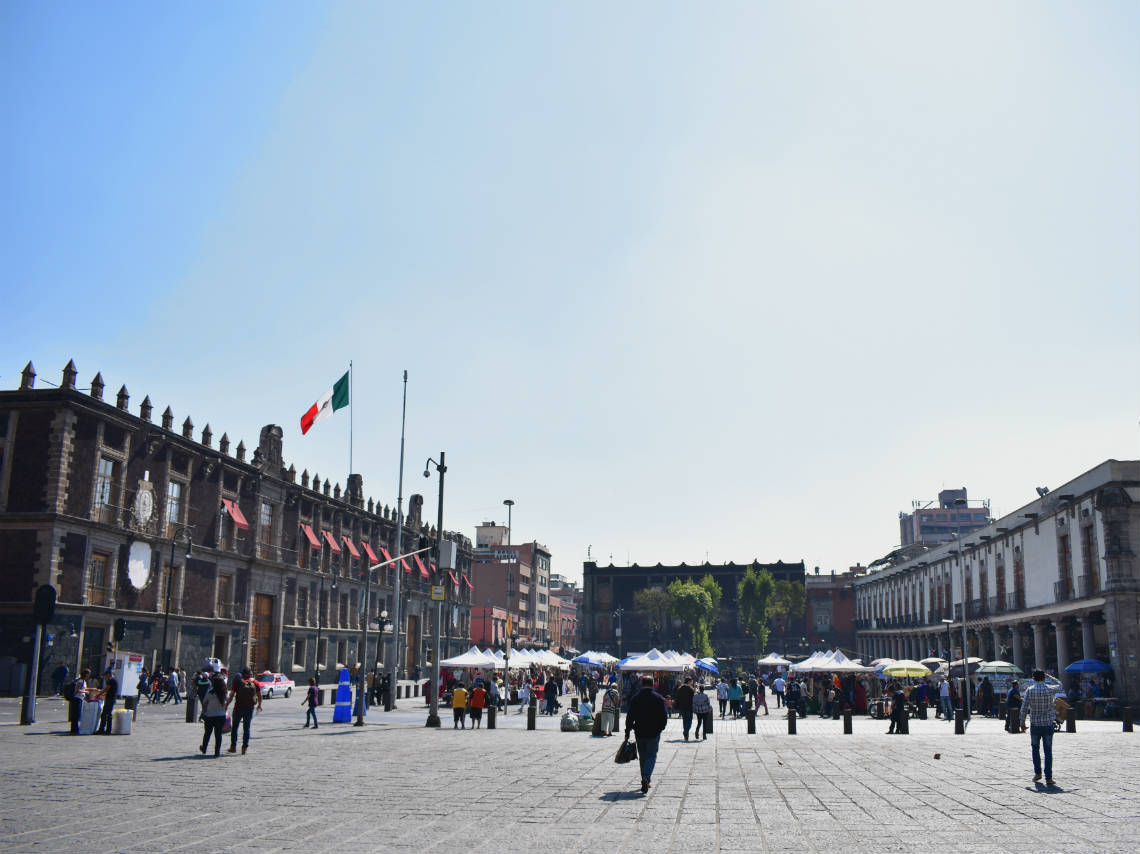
[430,585,445,601]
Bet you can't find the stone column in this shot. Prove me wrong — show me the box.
[1080,615,1097,662]
[1032,622,1048,672]
[991,627,1003,661]
[1053,620,1071,677]
[1010,624,1024,671]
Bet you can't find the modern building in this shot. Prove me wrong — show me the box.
[854,460,1140,708]
[0,360,474,694]
[470,524,553,646]
[550,574,581,654]
[899,488,992,547]
[580,560,808,658]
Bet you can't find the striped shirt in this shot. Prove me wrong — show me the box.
[1020,682,1056,727]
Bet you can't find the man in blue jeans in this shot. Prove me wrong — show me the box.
[1020,669,1057,786]
[226,668,263,755]
[625,676,667,794]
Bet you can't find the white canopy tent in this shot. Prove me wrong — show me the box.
[440,645,498,669]
[618,648,687,672]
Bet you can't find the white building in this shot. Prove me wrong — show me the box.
[854,460,1140,708]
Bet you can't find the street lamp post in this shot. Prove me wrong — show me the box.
[954,497,972,720]
[314,571,337,686]
[162,525,194,671]
[424,452,446,728]
[503,499,514,545]
[613,607,624,658]
[388,370,409,710]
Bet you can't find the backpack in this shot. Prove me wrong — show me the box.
[62,680,76,701]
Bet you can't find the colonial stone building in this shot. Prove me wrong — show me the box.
[580,560,807,658]
[854,459,1140,708]
[0,360,473,693]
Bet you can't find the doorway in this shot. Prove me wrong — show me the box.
[249,594,275,673]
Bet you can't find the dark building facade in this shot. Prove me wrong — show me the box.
[581,560,807,658]
[0,360,473,694]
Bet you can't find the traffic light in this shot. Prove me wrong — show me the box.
[113,618,126,642]
[105,642,114,654]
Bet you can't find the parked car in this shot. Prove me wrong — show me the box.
[254,671,295,699]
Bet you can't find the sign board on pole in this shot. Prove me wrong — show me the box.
[430,585,445,601]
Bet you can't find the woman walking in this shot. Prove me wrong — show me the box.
[302,677,319,729]
[199,672,227,757]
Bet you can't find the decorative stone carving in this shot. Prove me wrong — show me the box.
[61,359,77,390]
[90,373,104,401]
[140,395,152,422]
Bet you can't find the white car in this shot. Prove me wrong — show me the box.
[254,671,295,699]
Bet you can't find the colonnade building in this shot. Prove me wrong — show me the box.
[853,459,1140,708]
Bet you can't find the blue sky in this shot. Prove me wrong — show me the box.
[4,1,1137,583]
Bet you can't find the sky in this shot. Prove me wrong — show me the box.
[4,1,1138,584]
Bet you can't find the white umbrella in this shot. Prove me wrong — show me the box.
[759,653,792,666]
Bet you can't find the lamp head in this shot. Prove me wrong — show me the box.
[423,469,430,478]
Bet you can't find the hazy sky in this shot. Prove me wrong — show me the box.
[4,2,1137,583]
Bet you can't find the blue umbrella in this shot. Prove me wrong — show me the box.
[1063,658,1112,674]
[695,657,719,675]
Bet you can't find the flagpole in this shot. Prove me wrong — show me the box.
[388,370,408,710]
[348,360,353,480]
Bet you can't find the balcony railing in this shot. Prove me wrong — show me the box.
[1006,589,1025,611]
[86,585,108,606]
[966,599,987,619]
[1054,579,1072,602]
[216,602,236,620]
[953,603,963,621]
[988,595,1003,615]
[1077,574,1099,598]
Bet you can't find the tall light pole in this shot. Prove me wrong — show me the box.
[424,452,446,728]
[162,525,193,671]
[315,571,337,685]
[503,499,514,545]
[942,618,954,662]
[614,607,624,658]
[954,496,972,719]
[388,371,409,710]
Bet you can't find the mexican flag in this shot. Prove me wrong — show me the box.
[300,371,349,435]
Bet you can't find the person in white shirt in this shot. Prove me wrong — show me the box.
[939,678,953,721]
[772,675,786,708]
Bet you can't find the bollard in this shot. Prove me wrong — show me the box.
[185,693,197,723]
[705,711,714,734]
[487,705,496,729]
[571,697,579,711]
[843,710,852,734]
[1123,706,1133,733]
[787,710,796,735]
[746,708,756,734]
[1066,707,1076,733]
[899,711,909,734]
[954,707,965,735]
[527,704,536,731]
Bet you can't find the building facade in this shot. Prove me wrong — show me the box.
[804,566,862,655]
[0,361,473,693]
[470,527,553,646]
[581,560,808,658]
[855,460,1140,707]
[899,488,992,547]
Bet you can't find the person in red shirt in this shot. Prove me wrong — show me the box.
[469,682,487,729]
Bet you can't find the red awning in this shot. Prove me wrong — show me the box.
[448,571,459,586]
[342,536,360,559]
[361,541,379,564]
[414,555,429,578]
[462,575,474,590]
[301,524,321,549]
[379,547,393,564]
[222,499,249,530]
[430,563,437,574]
[321,530,341,554]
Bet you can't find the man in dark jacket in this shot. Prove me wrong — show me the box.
[625,676,668,794]
[673,677,695,741]
[95,667,119,734]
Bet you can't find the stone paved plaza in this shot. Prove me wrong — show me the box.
[2,697,1138,854]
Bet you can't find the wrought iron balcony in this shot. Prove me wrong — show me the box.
[1006,590,1024,611]
[1077,574,1099,598]
[966,599,987,619]
[1054,579,1072,602]
[988,595,1003,615]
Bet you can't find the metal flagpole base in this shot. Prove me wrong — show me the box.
[425,714,441,727]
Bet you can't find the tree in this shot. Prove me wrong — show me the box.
[768,579,806,638]
[737,566,775,651]
[633,588,673,645]
[667,579,715,656]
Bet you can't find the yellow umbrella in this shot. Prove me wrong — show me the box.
[882,660,932,678]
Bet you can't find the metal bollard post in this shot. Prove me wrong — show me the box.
[787,710,796,735]
[527,704,536,731]
[487,705,496,729]
[746,708,756,734]
[571,697,579,711]
[1066,707,1076,733]
[705,711,713,734]
[843,710,852,734]
[954,707,965,735]
[1123,706,1133,732]
[899,711,909,734]
[184,693,197,723]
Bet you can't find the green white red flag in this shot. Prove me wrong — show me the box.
[300,371,349,435]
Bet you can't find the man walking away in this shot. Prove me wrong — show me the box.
[226,668,263,754]
[692,684,713,740]
[164,668,181,704]
[1021,669,1058,786]
[452,682,468,729]
[626,676,668,794]
[772,674,785,708]
[674,677,695,741]
[940,678,953,722]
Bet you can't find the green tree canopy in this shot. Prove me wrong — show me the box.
[666,579,715,656]
[633,588,673,640]
[768,579,806,635]
[737,566,775,651]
